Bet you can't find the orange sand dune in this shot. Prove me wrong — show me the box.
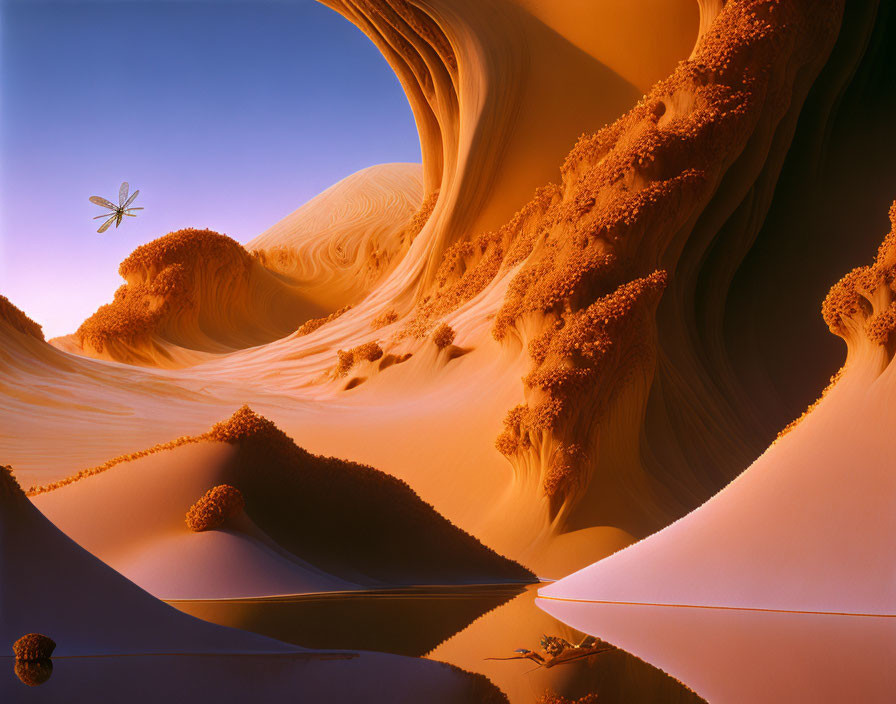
[30,406,533,599]
[52,228,330,368]
[539,201,896,616]
[52,164,425,368]
[1,0,875,583]
[249,162,427,310]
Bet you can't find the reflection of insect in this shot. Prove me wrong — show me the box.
[486,634,614,669]
[90,182,143,233]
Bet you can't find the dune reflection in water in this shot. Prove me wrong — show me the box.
[538,598,896,704]
[174,584,708,703]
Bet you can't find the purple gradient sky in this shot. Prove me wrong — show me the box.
[0,0,420,338]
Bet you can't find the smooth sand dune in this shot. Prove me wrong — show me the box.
[0,465,286,655]
[1,0,877,583]
[53,164,426,368]
[31,406,533,599]
[51,228,336,368]
[539,201,896,616]
[249,162,427,310]
[1,464,510,702]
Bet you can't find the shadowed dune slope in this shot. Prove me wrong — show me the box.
[1,465,512,701]
[0,464,294,655]
[539,201,896,616]
[31,406,534,599]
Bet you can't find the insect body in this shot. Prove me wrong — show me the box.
[90,182,143,233]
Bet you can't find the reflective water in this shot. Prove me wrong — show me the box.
[173,585,707,703]
[538,598,896,704]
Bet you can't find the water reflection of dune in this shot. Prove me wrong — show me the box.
[538,600,896,704]
[540,200,896,616]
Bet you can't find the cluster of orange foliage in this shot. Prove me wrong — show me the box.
[185,484,245,532]
[31,406,534,584]
[779,200,896,440]
[335,341,384,376]
[0,295,44,341]
[401,189,440,245]
[822,201,896,346]
[432,322,456,349]
[13,634,56,661]
[294,305,352,337]
[371,309,399,329]
[396,0,841,513]
[75,229,252,352]
[497,272,667,497]
[28,435,202,496]
[537,694,598,704]
[775,367,844,442]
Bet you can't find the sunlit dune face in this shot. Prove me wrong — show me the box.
[508,0,700,92]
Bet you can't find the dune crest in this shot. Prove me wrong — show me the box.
[538,200,896,616]
[0,295,44,341]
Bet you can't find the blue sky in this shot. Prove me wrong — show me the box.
[0,0,420,337]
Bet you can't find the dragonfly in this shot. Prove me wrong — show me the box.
[90,182,143,233]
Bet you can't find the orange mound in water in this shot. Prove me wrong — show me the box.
[13,633,56,661]
[185,484,245,532]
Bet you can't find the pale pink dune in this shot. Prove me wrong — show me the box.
[540,203,896,616]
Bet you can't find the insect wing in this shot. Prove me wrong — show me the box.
[124,188,139,208]
[97,215,117,233]
[90,196,117,210]
[119,182,129,207]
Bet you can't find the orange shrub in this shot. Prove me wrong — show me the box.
[432,323,456,348]
[185,485,245,532]
[334,341,384,376]
[13,634,56,661]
